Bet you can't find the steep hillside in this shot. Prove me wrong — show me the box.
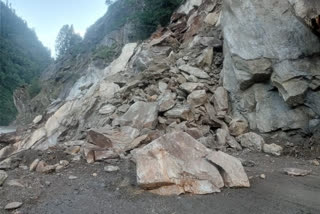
[0,1,52,125]
[15,0,183,126]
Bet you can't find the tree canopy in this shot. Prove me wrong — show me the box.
[55,25,82,59]
[0,2,52,125]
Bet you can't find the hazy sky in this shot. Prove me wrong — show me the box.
[7,0,107,56]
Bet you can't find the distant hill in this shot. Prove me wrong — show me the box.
[0,1,52,125]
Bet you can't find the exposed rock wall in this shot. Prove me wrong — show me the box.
[222,0,320,134]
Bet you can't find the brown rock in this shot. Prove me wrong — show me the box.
[187,90,207,107]
[229,118,249,136]
[36,160,56,173]
[157,90,176,112]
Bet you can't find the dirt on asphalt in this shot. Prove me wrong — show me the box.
[0,148,319,214]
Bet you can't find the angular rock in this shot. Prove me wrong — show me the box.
[99,104,116,115]
[134,132,249,195]
[4,202,23,210]
[263,143,283,156]
[204,11,220,26]
[237,132,265,152]
[229,117,249,136]
[179,82,203,93]
[29,159,40,171]
[33,115,43,124]
[0,170,8,186]
[35,160,56,173]
[197,48,214,68]
[116,102,158,130]
[206,151,250,187]
[187,90,207,108]
[164,105,194,121]
[158,81,168,93]
[212,87,229,117]
[104,165,120,172]
[134,132,224,195]
[216,129,228,147]
[157,90,176,112]
[178,65,210,79]
[283,168,312,176]
[87,130,113,149]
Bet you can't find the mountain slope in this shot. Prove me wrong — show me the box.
[0,1,52,125]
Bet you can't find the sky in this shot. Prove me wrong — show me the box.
[7,0,108,56]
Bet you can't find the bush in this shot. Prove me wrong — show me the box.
[93,43,120,62]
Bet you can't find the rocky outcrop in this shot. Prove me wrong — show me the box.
[222,0,320,134]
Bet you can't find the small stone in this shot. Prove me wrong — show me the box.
[158,81,168,93]
[4,202,23,210]
[263,143,283,156]
[312,160,320,166]
[283,168,312,176]
[260,174,266,179]
[59,160,69,167]
[33,115,43,124]
[68,175,78,180]
[187,90,207,107]
[0,170,8,186]
[45,181,51,186]
[104,165,120,172]
[229,118,248,136]
[29,159,40,171]
[92,173,98,177]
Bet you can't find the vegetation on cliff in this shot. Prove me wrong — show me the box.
[0,1,52,125]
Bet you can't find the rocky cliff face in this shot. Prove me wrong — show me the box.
[222,0,320,134]
[2,0,320,195]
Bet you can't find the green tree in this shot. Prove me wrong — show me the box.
[55,25,82,58]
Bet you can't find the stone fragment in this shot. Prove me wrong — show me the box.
[0,170,8,186]
[116,102,158,129]
[260,174,266,179]
[263,143,283,156]
[204,11,220,26]
[36,160,56,173]
[157,90,176,112]
[104,165,120,172]
[4,202,23,210]
[197,48,214,67]
[229,118,248,136]
[206,151,250,187]
[29,159,40,171]
[68,175,78,180]
[227,135,242,151]
[32,115,43,124]
[179,82,202,93]
[216,129,228,147]
[237,132,265,152]
[187,90,207,107]
[178,65,210,79]
[99,104,116,115]
[212,87,229,117]
[283,168,312,176]
[158,81,168,93]
[118,104,130,113]
[164,105,194,121]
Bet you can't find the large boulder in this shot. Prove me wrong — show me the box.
[222,0,320,134]
[134,132,249,195]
